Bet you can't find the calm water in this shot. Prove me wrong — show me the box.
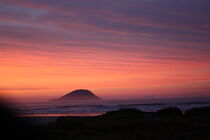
[13,97,210,117]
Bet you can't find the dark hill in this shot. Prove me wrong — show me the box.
[51,89,101,101]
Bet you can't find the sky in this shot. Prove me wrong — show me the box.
[0,0,210,102]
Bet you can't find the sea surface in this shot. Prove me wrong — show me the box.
[12,97,210,117]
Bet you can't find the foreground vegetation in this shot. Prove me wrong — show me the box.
[2,106,210,140]
[45,106,210,140]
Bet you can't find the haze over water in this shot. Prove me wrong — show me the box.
[12,97,210,117]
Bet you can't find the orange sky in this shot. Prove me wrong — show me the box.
[0,0,210,102]
[1,47,210,102]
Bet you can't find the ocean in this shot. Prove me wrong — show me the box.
[13,97,210,117]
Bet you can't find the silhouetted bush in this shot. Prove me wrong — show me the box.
[101,108,144,118]
[157,107,183,117]
[45,107,210,140]
[185,106,210,117]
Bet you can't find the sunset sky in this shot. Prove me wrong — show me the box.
[0,0,210,102]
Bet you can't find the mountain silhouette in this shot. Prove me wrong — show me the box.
[50,89,101,101]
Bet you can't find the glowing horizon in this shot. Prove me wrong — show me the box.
[0,0,210,102]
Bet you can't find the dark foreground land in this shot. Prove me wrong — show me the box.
[2,106,210,140]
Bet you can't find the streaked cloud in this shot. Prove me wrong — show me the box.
[0,0,210,101]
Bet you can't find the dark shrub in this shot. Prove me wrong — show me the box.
[101,108,144,118]
[185,106,210,117]
[157,107,183,117]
